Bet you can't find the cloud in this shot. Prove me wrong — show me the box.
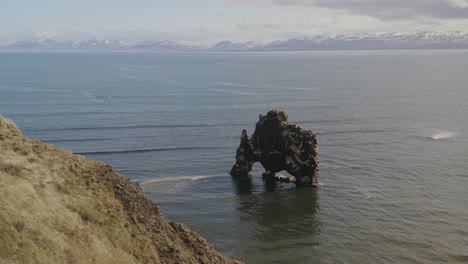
[447,0,468,8]
[239,0,468,20]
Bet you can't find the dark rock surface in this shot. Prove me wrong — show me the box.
[230,110,319,186]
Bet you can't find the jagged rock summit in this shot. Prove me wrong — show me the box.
[230,110,319,186]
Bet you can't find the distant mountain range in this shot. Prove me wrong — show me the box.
[209,40,262,51]
[2,38,201,51]
[3,31,468,51]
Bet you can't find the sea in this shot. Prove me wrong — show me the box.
[1,50,467,263]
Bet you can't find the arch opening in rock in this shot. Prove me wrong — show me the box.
[230,110,319,187]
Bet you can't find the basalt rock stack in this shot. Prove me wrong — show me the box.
[230,110,319,186]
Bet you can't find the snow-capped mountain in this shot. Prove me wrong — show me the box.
[4,38,74,49]
[73,38,130,49]
[3,38,199,51]
[131,40,201,51]
[210,32,468,51]
[4,38,130,50]
[3,32,468,51]
[258,31,468,51]
[209,41,261,51]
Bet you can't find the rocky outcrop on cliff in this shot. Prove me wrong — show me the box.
[0,115,242,264]
[230,110,319,186]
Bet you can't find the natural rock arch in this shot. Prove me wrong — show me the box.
[230,110,319,187]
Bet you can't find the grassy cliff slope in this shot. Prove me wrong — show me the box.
[0,115,242,264]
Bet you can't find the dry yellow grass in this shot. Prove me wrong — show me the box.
[0,115,242,264]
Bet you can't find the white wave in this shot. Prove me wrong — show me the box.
[119,75,178,83]
[213,81,320,91]
[353,186,375,199]
[429,131,458,140]
[82,91,103,103]
[120,65,166,71]
[214,81,235,86]
[139,175,219,186]
[118,74,161,81]
[284,86,322,91]
[210,88,256,95]
[118,75,204,88]
[119,66,135,72]
[0,85,67,93]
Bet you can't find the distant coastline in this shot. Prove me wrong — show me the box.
[3,31,468,52]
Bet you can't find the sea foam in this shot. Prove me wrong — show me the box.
[429,131,458,140]
[139,175,218,186]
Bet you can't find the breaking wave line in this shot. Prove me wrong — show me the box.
[75,146,223,155]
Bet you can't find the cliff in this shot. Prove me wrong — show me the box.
[0,115,242,264]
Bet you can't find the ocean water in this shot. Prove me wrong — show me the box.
[1,50,468,263]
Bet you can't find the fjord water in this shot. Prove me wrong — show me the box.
[1,51,467,263]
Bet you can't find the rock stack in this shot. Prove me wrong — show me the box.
[230,110,319,186]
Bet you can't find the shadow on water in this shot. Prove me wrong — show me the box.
[231,177,321,263]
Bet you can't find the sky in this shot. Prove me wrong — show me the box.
[2,0,468,45]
